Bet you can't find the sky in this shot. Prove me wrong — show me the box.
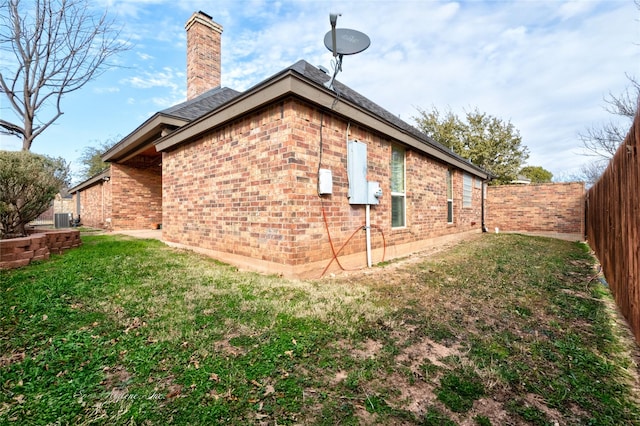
[1,0,638,184]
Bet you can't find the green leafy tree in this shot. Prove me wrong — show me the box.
[413,106,529,184]
[0,150,69,238]
[0,0,128,150]
[519,166,553,183]
[77,138,118,181]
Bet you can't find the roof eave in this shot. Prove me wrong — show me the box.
[155,70,491,179]
[69,168,110,193]
[102,113,188,163]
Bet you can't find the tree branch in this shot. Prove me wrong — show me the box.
[0,0,129,150]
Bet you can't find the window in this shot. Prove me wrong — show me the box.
[446,170,453,223]
[391,146,405,228]
[474,177,482,189]
[463,173,472,207]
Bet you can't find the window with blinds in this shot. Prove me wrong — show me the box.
[463,173,472,207]
[391,146,405,228]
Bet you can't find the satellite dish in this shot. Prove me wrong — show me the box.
[322,14,371,90]
[324,28,371,56]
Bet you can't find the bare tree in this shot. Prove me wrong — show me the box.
[577,75,639,184]
[0,0,129,151]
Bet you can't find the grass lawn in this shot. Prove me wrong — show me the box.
[1,233,639,425]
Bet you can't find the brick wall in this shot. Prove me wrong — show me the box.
[486,182,585,239]
[77,180,112,229]
[162,98,484,277]
[53,194,75,216]
[185,12,222,100]
[111,159,162,230]
[0,230,81,270]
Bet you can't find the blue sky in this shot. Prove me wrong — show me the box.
[1,0,638,184]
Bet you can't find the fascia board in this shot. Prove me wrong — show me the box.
[102,114,187,162]
[296,85,491,179]
[69,168,110,193]
[155,72,490,179]
[155,76,296,151]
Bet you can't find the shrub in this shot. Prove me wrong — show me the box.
[0,150,69,238]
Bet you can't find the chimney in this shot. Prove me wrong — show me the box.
[185,11,223,100]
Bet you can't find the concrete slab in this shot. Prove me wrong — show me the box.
[113,229,163,240]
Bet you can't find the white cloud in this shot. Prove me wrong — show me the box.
[94,86,121,94]
[24,0,639,180]
[121,66,182,94]
[137,52,154,60]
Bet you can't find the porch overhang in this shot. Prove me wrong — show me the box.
[102,114,187,164]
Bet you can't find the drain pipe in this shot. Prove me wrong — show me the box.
[366,204,372,267]
[481,181,488,232]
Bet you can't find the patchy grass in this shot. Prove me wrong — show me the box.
[1,233,639,425]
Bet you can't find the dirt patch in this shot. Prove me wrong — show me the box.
[331,370,349,385]
[456,397,511,426]
[213,338,248,357]
[397,339,461,369]
[351,339,384,360]
[100,365,132,390]
[0,350,25,368]
[523,393,564,423]
[390,372,437,418]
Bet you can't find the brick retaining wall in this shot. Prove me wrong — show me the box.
[0,230,82,270]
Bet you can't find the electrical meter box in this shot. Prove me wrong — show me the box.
[368,181,382,203]
[347,140,380,205]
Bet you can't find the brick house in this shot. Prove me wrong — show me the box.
[72,11,491,278]
[69,168,111,229]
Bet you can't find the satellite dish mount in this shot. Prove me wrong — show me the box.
[324,14,370,90]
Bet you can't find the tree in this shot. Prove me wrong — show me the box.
[519,166,552,183]
[576,0,640,183]
[0,150,69,238]
[577,73,639,185]
[0,0,128,151]
[413,106,529,184]
[77,137,117,181]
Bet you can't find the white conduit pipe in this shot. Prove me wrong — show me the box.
[366,204,372,268]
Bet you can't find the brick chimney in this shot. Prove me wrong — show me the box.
[185,11,223,100]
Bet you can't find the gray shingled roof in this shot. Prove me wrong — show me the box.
[160,86,241,120]
[107,58,484,176]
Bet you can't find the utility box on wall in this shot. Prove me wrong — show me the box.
[347,140,381,205]
[318,168,333,195]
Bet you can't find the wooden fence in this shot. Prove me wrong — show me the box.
[30,205,54,226]
[586,110,640,343]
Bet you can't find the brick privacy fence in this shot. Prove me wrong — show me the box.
[0,230,82,270]
[485,182,585,240]
[587,110,640,343]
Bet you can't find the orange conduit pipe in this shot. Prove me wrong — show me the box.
[320,206,386,278]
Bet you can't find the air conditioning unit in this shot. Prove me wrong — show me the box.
[54,213,71,228]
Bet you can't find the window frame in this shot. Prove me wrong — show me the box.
[391,145,406,228]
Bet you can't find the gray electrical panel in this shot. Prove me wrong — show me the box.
[347,140,381,205]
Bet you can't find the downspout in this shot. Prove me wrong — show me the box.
[75,191,81,219]
[481,180,488,232]
[102,181,105,224]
